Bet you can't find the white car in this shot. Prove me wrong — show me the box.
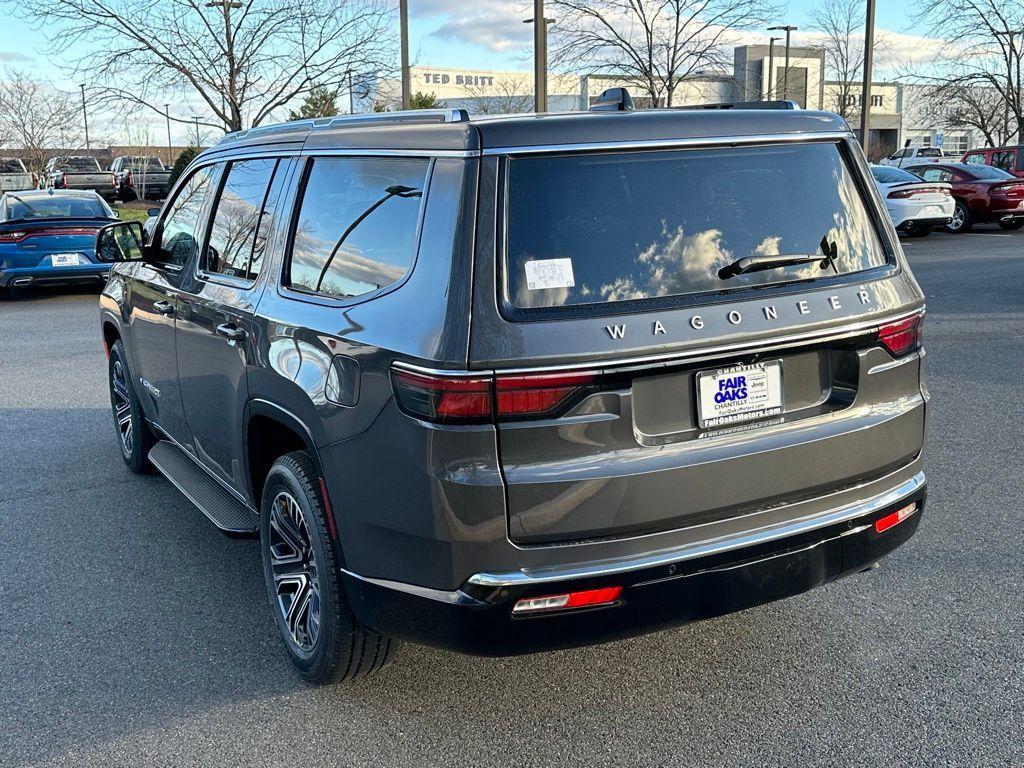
[870,165,955,237]
[878,146,945,168]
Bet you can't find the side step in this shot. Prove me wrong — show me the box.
[149,441,259,536]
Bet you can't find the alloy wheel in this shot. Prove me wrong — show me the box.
[950,206,965,231]
[110,359,133,457]
[268,491,322,653]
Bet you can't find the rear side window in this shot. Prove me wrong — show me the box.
[286,157,428,300]
[992,150,1016,171]
[505,143,889,311]
[205,158,279,280]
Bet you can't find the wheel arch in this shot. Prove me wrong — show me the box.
[244,399,328,511]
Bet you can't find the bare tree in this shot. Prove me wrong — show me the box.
[809,0,890,118]
[9,0,397,134]
[461,75,534,115]
[0,70,84,173]
[912,0,1024,143]
[547,0,781,107]
[906,82,1014,148]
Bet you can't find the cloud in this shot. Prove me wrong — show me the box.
[423,2,532,54]
[0,51,33,63]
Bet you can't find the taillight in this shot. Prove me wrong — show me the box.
[991,182,1024,195]
[391,367,598,423]
[887,187,947,199]
[878,313,923,357]
[0,230,28,243]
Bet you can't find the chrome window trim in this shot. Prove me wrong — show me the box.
[466,470,926,588]
[481,130,853,156]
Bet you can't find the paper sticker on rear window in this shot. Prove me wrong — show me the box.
[525,258,575,290]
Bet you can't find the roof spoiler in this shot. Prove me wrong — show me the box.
[589,88,635,112]
[674,100,800,111]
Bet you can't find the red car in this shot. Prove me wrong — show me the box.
[906,162,1024,233]
[960,145,1024,178]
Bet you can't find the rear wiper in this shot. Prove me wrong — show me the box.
[718,237,839,280]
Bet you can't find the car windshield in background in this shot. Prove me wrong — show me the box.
[872,166,923,184]
[5,196,111,220]
[506,143,889,310]
[966,165,1016,180]
[0,159,25,173]
[64,158,101,172]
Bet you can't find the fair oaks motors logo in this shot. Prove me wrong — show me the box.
[603,291,872,340]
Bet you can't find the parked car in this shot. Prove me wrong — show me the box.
[870,165,954,237]
[906,162,1024,233]
[0,189,118,295]
[878,146,945,168]
[110,155,171,201]
[960,145,1024,178]
[0,158,35,192]
[95,97,927,684]
[44,156,113,200]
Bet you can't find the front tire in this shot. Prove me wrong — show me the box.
[945,201,972,233]
[260,451,397,684]
[108,339,154,473]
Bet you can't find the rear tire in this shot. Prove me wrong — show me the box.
[945,201,972,233]
[904,223,934,238]
[108,339,155,473]
[998,220,1024,230]
[260,451,398,684]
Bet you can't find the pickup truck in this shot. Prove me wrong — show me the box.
[44,156,114,201]
[0,158,35,192]
[110,155,171,201]
[878,146,945,168]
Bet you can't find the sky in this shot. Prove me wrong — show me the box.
[0,0,929,146]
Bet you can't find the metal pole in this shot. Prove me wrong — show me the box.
[859,0,876,157]
[347,71,354,114]
[533,0,547,113]
[80,84,90,150]
[164,104,172,165]
[767,38,777,99]
[783,28,792,100]
[400,0,411,110]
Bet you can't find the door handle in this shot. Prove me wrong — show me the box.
[153,300,174,316]
[215,322,246,341]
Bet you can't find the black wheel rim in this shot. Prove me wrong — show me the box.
[110,358,133,457]
[269,491,321,653]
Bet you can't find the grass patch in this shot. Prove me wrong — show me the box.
[113,205,149,224]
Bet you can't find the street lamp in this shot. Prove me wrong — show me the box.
[524,1,555,113]
[79,84,90,151]
[766,37,781,100]
[768,25,798,101]
[400,0,410,110]
[859,0,876,155]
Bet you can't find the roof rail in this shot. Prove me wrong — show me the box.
[589,87,635,112]
[673,100,800,111]
[216,108,471,146]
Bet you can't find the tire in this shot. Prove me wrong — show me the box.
[260,451,397,684]
[108,339,155,473]
[945,201,972,233]
[998,220,1024,230]
[904,223,934,238]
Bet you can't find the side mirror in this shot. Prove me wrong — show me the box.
[96,221,145,263]
[147,207,161,217]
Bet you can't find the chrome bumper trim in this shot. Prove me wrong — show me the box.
[466,471,926,588]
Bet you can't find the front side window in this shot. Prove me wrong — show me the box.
[286,157,428,300]
[158,166,214,268]
[505,143,889,311]
[205,158,279,280]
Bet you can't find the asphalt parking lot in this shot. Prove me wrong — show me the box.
[1,231,1021,768]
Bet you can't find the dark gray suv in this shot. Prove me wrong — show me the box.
[95,98,927,684]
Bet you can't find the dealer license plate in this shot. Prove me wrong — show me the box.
[51,253,81,267]
[696,361,784,429]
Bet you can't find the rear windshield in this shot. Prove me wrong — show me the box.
[505,143,889,310]
[5,195,111,220]
[872,166,922,184]
[63,157,101,172]
[0,159,25,173]
[125,157,164,171]
[917,148,943,158]
[966,165,1015,180]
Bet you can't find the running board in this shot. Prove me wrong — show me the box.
[149,441,259,536]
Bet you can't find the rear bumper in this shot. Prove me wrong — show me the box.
[0,263,109,287]
[342,472,925,656]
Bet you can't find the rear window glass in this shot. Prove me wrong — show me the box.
[966,165,1015,180]
[917,148,943,158]
[505,143,889,310]
[286,157,427,300]
[5,195,111,220]
[0,159,25,173]
[63,157,102,172]
[872,166,922,184]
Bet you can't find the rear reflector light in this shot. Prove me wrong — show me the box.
[878,314,923,357]
[875,502,918,533]
[512,586,623,615]
[391,366,597,424]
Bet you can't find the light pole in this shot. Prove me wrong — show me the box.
[164,104,172,165]
[525,1,551,113]
[994,30,1024,143]
[79,84,90,150]
[766,37,781,99]
[768,25,798,101]
[400,0,411,110]
[859,0,876,156]
[346,70,354,114]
